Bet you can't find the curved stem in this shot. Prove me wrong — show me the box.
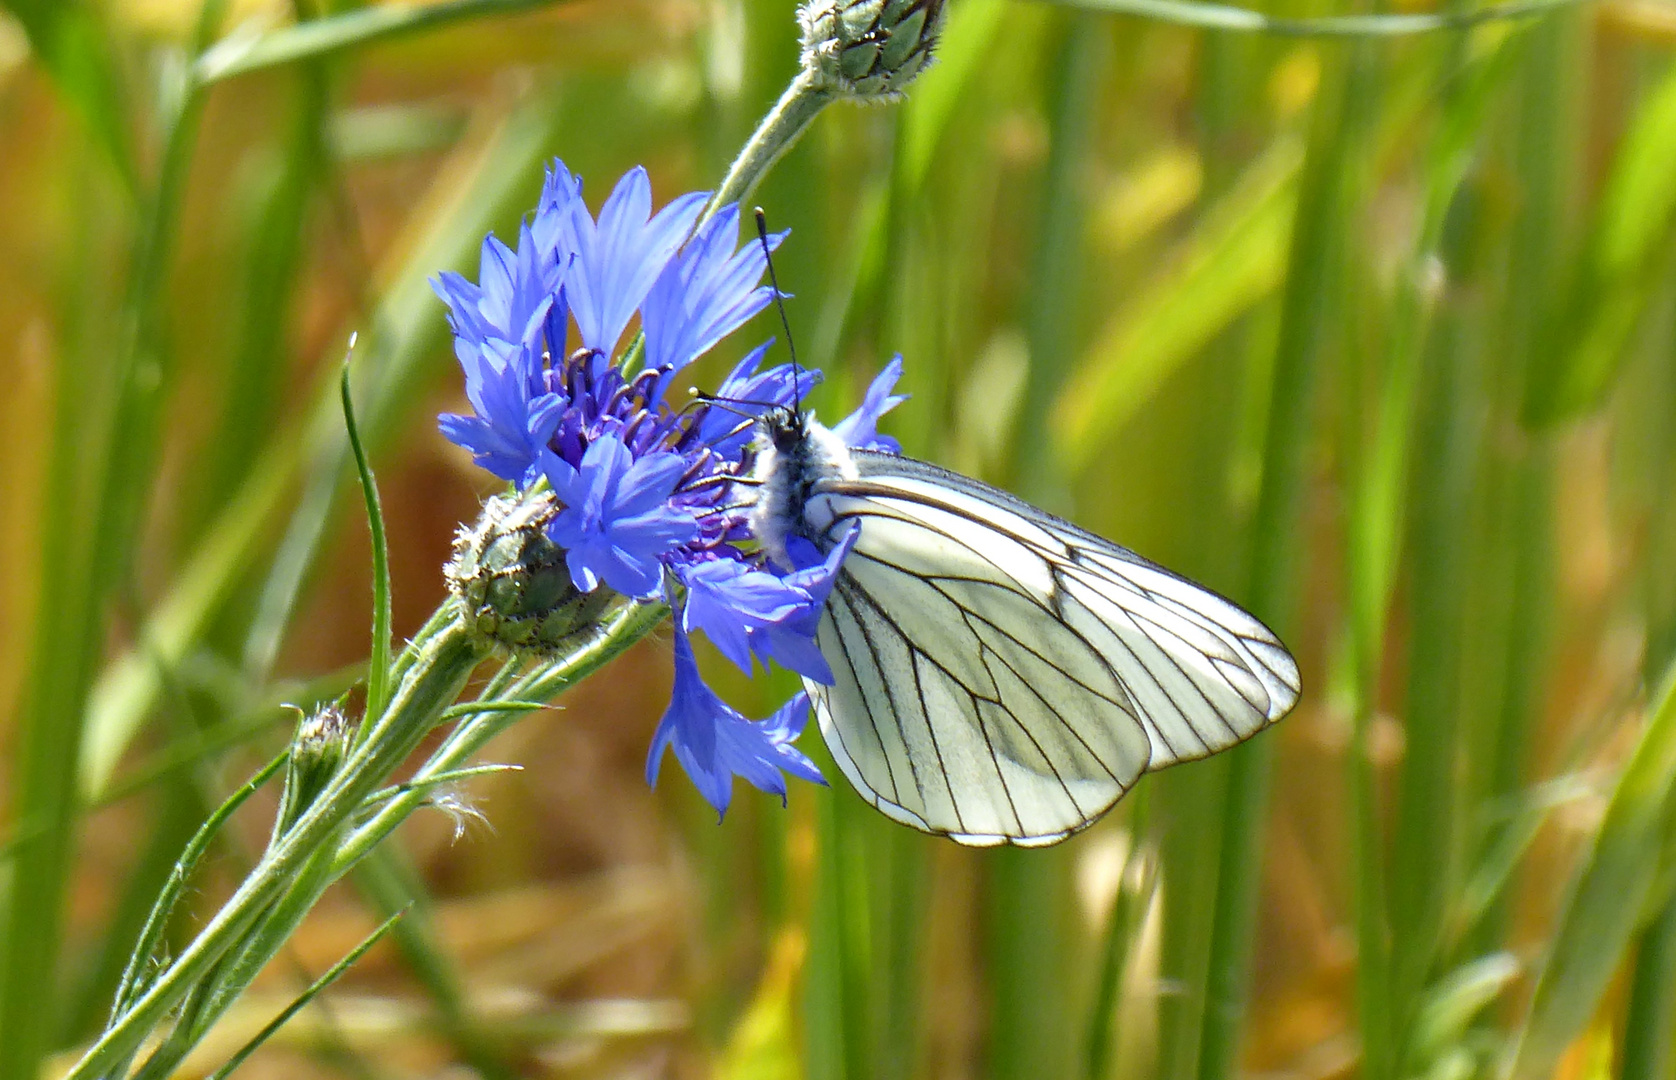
[710,70,836,216]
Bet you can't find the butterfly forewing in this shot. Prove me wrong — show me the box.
[800,450,1301,847]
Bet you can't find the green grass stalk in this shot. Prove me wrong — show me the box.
[0,2,231,1070]
[992,15,1107,1080]
[1196,34,1381,1080]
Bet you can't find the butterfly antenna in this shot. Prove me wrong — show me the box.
[688,388,758,420]
[754,207,801,415]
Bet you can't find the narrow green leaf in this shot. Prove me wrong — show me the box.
[363,764,522,809]
[1407,953,1521,1067]
[0,0,135,190]
[203,907,407,1080]
[1084,823,1157,1080]
[196,0,574,84]
[1621,897,1676,1080]
[352,849,517,1078]
[993,19,1108,1080]
[1532,62,1676,423]
[340,353,393,727]
[189,58,328,538]
[1042,0,1586,37]
[897,0,1008,194]
[80,458,294,799]
[1510,662,1676,1080]
[438,699,550,720]
[1447,776,1594,949]
[1053,140,1300,470]
[1197,33,1381,1080]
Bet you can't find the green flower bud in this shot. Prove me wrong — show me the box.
[800,0,946,99]
[446,487,620,654]
[274,702,354,840]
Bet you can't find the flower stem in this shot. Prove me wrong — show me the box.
[710,70,835,215]
[331,600,667,873]
[618,68,834,377]
[69,595,674,1077]
[66,617,485,1078]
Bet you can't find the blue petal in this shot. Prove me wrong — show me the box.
[833,356,907,453]
[439,339,556,482]
[676,524,857,683]
[557,166,708,359]
[542,436,698,599]
[679,557,802,674]
[643,204,784,382]
[645,629,826,819]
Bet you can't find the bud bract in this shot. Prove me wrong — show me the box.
[800,0,946,98]
[274,702,355,839]
[446,487,620,653]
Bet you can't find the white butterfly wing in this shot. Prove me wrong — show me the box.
[801,451,1301,847]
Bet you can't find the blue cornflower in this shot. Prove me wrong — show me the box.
[539,163,707,358]
[437,158,905,819]
[643,204,784,388]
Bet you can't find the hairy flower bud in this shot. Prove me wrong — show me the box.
[446,487,620,653]
[274,702,354,839]
[800,0,946,98]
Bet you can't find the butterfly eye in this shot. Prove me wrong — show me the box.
[761,408,801,453]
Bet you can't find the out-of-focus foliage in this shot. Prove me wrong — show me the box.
[0,0,1673,1076]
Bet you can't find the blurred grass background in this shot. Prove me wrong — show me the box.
[2,0,1676,1076]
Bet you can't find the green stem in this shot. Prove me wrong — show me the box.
[67,618,485,1078]
[1621,897,1676,1080]
[1196,33,1378,1080]
[710,71,836,215]
[331,601,667,874]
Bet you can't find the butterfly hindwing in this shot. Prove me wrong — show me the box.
[800,451,1301,846]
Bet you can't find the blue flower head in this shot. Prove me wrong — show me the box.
[436,159,906,819]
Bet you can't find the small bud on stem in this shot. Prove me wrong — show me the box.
[273,703,355,840]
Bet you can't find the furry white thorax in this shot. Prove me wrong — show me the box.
[747,412,858,570]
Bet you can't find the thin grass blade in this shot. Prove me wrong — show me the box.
[196,0,576,83]
[1529,60,1676,425]
[1053,140,1300,469]
[0,0,134,190]
[1509,661,1676,1080]
[1041,0,1586,36]
[340,355,392,726]
[1196,32,1381,1080]
[352,849,516,1078]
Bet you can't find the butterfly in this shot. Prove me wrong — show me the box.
[746,406,1301,847]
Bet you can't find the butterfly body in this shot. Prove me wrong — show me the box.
[748,409,1301,847]
[747,407,856,570]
